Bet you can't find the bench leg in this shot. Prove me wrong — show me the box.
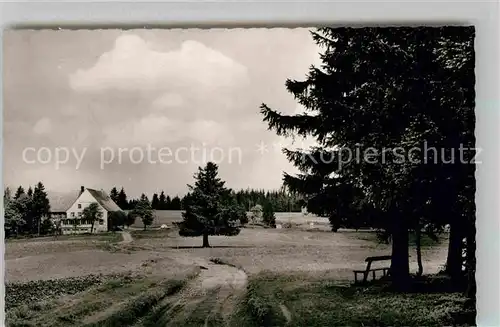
[363,262,372,283]
[354,272,357,283]
[372,270,376,280]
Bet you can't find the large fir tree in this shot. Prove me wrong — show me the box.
[260,27,475,290]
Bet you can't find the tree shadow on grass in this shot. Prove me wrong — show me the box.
[350,274,468,294]
[168,245,254,249]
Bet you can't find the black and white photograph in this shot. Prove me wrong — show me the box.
[3,26,476,326]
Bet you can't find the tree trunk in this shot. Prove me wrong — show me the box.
[202,232,210,248]
[390,218,410,290]
[465,227,476,298]
[446,221,463,281]
[416,225,423,277]
[91,222,94,234]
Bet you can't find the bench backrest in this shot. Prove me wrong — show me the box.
[365,255,391,262]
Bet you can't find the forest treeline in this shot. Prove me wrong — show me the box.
[108,187,304,212]
[4,182,305,238]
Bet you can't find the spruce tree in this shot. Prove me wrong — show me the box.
[117,187,128,210]
[179,162,245,247]
[260,27,475,289]
[166,195,172,210]
[109,187,119,204]
[262,202,276,228]
[151,193,159,210]
[31,182,50,235]
[14,186,25,200]
[158,191,167,210]
[171,196,181,210]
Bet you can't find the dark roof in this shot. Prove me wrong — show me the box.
[86,188,122,212]
[48,188,122,212]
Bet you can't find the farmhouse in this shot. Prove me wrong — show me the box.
[48,186,122,234]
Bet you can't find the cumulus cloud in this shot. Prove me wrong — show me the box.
[103,115,183,147]
[152,93,185,110]
[4,29,322,196]
[69,35,249,93]
[102,114,234,148]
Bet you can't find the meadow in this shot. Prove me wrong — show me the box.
[129,210,331,229]
[5,212,472,327]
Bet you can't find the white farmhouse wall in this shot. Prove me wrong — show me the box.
[64,189,108,233]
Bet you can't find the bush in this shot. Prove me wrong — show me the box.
[262,202,276,228]
[108,211,127,230]
[240,213,249,226]
[125,211,136,227]
[250,205,263,224]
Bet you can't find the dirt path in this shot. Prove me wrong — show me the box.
[116,232,248,325]
[119,231,133,244]
[153,254,248,326]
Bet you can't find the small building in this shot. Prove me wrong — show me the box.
[48,186,122,234]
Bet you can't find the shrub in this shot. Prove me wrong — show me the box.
[262,202,276,228]
[250,204,263,224]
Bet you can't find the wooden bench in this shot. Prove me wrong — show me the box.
[353,255,391,283]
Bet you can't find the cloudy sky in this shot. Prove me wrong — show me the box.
[3,28,321,198]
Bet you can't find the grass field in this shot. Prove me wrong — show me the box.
[231,272,474,327]
[130,210,330,229]
[5,222,469,326]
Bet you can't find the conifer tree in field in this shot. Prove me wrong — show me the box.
[179,162,245,247]
[262,202,276,228]
[260,27,475,290]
